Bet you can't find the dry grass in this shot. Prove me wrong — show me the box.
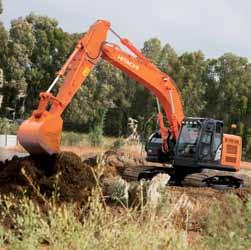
[241,161,251,170]
[0,189,189,250]
[0,181,250,249]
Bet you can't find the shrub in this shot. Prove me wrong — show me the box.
[0,118,18,134]
[105,177,129,206]
[88,125,103,147]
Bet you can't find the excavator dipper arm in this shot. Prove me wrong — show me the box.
[18,20,184,155]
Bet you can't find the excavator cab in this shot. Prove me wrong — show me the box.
[147,117,242,172]
[146,118,210,163]
[174,118,223,168]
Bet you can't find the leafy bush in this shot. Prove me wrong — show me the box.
[0,118,18,134]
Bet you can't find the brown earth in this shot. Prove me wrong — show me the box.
[0,152,96,202]
[0,149,149,202]
[0,148,251,212]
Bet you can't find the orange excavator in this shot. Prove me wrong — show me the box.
[18,20,244,187]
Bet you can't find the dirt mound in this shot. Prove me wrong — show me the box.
[0,150,147,202]
[0,152,96,201]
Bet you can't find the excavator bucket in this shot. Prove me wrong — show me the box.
[17,112,63,155]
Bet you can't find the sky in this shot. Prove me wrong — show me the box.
[1,0,250,60]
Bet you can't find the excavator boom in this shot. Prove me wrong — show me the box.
[18,20,184,155]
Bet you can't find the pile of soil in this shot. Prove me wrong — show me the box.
[0,150,149,203]
[0,152,96,201]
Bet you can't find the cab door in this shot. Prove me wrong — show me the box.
[198,120,223,163]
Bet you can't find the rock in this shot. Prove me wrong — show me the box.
[147,173,170,208]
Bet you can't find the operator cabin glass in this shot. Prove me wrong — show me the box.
[176,121,201,158]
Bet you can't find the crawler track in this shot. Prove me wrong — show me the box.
[182,170,251,188]
[121,164,251,190]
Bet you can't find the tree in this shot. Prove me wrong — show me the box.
[24,14,77,112]
[175,51,207,116]
[205,53,251,159]
[142,38,161,62]
[63,60,135,136]
[0,24,7,66]
[205,54,251,124]
[131,39,180,138]
[158,43,179,78]
[1,17,35,117]
[0,0,2,15]
[0,0,8,77]
[95,62,133,136]
[0,0,6,113]
[129,38,162,136]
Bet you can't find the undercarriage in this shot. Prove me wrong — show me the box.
[137,167,251,189]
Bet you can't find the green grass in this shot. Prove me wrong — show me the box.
[61,131,117,148]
